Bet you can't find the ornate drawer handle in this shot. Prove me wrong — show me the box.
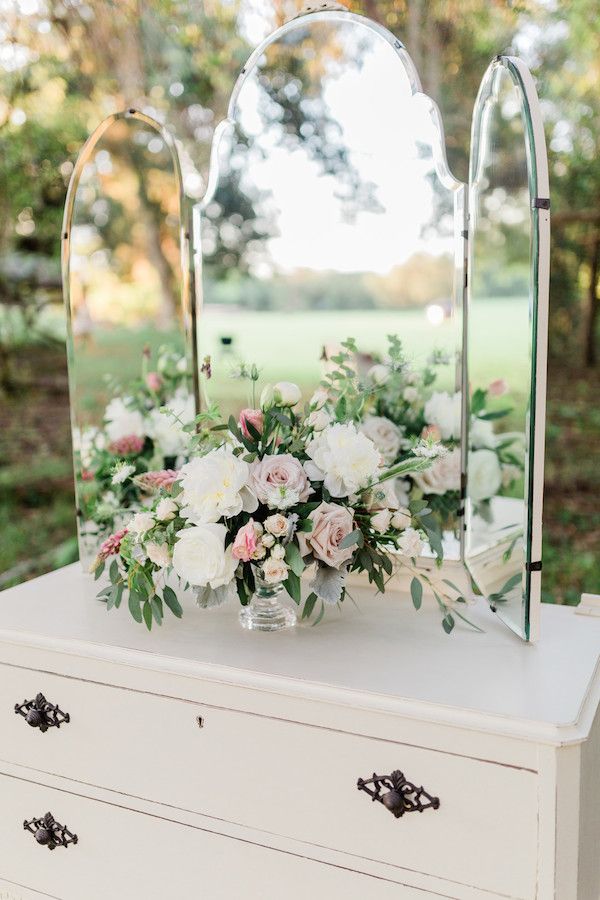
[14,693,70,732]
[24,812,78,850]
[357,769,440,819]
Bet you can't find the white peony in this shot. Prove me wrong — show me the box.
[146,541,171,568]
[104,397,145,443]
[129,511,155,536]
[304,423,381,498]
[423,391,461,441]
[156,498,178,522]
[397,527,424,558]
[146,389,194,458]
[360,416,405,465]
[470,417,496,450]
[468,449,502,502]
[413,447,461,496]
[273,381,302,407]
[172,524,237,589]
[179,446,257,524]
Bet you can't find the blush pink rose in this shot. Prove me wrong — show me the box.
[232,519,259,562]
[239,408,264,439]
[421,424,442,442]
[250,454,312,508]
[146,372,163,392]
[299,501,355,569]
[488,378,508,397]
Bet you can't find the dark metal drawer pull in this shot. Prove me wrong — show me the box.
[14,693,70,732]
[24,812,78,850]
[357,769,440,819]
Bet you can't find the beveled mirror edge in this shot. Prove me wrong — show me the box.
[464,56,550,641]
[61,108,198,560]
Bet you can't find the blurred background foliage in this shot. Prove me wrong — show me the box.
[0,0,598,601]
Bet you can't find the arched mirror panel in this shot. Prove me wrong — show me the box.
[62,110,196,567]
[194,9,466,557]
[465,57,550,640]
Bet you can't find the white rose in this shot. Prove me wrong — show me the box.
[172,523,237,588]
[104,397,145,443]
[310,388,329,410]
[391,507,411,530]
[368,363,390,385]
[261,557,289,584]
[468,449,502,502]
[305,423,381,497]
[371,509,392,534]
[146,541,171,568]
[403,386,419,403]
[264,514,289,537]
[470,417,496,450]
[156,497,178,521]
[129,511,155,536]
[271,544,286,560]
[423,391,461,440]
[273,381,302,407]
[413,447,461,495]
[261,533,275,548]
[397,527,424,558]
[146,389,194,457]
[360,416,404,465]
[307,408,332,432]
[179,447,257,524]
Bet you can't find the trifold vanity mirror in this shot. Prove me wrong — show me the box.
[63,6,549,641]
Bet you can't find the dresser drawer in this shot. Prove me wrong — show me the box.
[0,772,421,900]
[2,664,537,897]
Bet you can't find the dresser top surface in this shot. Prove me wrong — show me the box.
[1,564,599,737]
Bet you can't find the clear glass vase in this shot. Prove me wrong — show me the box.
[239,566,297,632]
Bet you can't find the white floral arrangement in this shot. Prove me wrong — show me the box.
[95,339,475,634]
[74,346,194,552]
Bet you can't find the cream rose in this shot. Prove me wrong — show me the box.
[250,454,312,510]
[397,527,424,558]
[264,513,289,537]
[371,509,392,534]
[413,447,461,496]
[391,507,411,531]
[172,524,237,589]
[156,498,178,522]
[359,416,405,465]
[299,501,355,569]
[146,541,171,568]
[129,511,155,536]
[261,556,289,584]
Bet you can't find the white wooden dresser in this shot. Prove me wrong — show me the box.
[0,564,598,900]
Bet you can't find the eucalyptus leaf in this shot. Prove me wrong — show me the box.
[128,590,143,624]
[410,577,423,610]
[285,542,305,577]
[339,528,364,550]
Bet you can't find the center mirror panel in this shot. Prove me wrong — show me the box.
[63,111,195,567]
[195,10,466,556]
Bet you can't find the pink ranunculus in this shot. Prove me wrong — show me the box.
[232,519,259,562]
[488,378,508,397]
[108,434,145,456]
[421,424,442,443]
[146,371,163,392]
[250,454,312,509]
[239,408,264,439]
[298,501,355,569]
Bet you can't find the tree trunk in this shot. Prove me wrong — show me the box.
[585,232,600,367]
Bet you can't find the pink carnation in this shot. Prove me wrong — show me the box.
[232,519,259,562]
[134,469,179,495]
[488,378,508,397]
[146,372,163,392]
[98,528,128,563]
[109,434,145,456]
[239,408,264,439]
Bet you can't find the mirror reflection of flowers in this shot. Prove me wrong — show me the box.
[94,339,475,635]
[358,336,524,549]
[73,345,194,559]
